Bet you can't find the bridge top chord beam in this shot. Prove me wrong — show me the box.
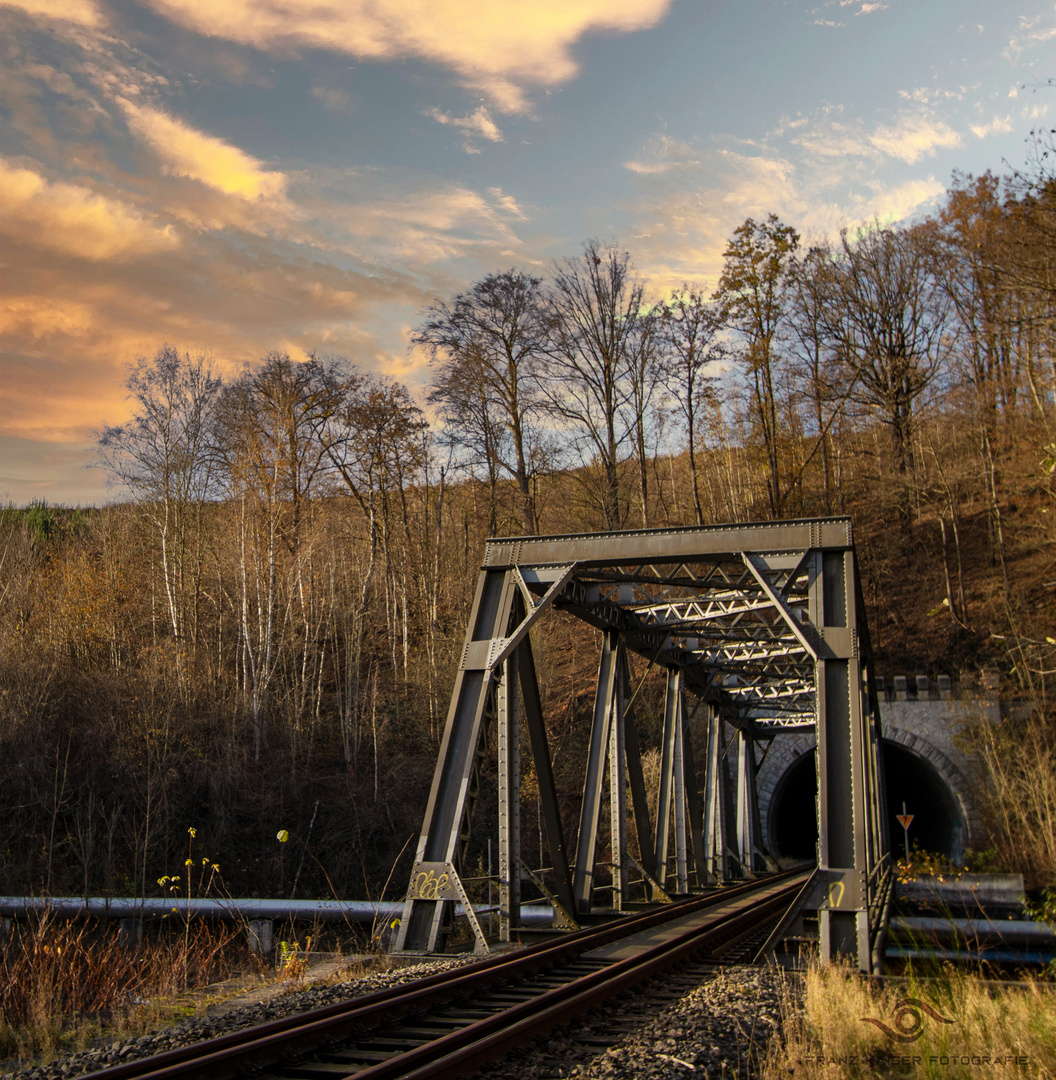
[482,517,851,570]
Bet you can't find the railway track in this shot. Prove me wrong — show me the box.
[82,870,808,1080]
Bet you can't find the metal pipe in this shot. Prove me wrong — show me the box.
[1,896,555,925]
[886,946,1056,966]
[889,916,1056,947]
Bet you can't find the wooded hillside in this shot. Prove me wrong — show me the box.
[1,146,1053,899]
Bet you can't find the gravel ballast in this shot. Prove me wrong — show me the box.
[2,955,477,1080]
[480,965,795,1080]
[5,960,796,1080]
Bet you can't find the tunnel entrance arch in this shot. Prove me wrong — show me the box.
[767,739,967,861]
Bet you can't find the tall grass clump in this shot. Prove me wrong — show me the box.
[764,962,1056,1079]
[971,707,1056,890]
[0,913,255,1065]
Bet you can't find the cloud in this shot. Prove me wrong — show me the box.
[425,105,503,152]
[0,222,429,464]
[0,159,179,260]
[625,135,700,174]
[898,85,968,106]
[311,85,356,114]
[339,182,528,263]
[0,0,101,27]
[1,297,98,352]
[119,100,288,199]
[486,187,526,218]
[788,120,872,161]
[138,0,674,112]
[856,176,946,226]
[289,165,532,267]
[1004,14,1056,61]
[621,147,808,291]
[867,113,961,163]
[621,121,949,298]
[970,115,1014,138]
[787,107,962,165]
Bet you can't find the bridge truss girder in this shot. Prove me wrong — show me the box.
[393,519,890,972]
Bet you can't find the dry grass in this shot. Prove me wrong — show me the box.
[0,913,262,1067]
[971,707,1056,890]
[763,963,1056,1079]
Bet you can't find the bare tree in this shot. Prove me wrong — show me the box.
[713,215,800,517]
[96,345,222,654]
[658,287,725,524]
[937,173,1023,587]
[542,240,646,530]
[219,352,350,759]
[416,270,546,535]
[424,340,506,536]
[788,245,841,513]
[624,308,664,526]
[326,374,428,764]
[821,223,953,489]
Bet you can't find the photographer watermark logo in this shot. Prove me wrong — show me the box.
[861,998,956,1042]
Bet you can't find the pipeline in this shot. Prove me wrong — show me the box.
[0,896,555,926]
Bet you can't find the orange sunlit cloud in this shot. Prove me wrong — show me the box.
[119,101,288,200]
[140,0,673,111]
[0,0,101,26]
[0,159,180,260]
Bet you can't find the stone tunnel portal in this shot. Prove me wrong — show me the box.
[770,740,966,863]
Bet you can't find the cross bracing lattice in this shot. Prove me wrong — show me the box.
[395,518,890,974]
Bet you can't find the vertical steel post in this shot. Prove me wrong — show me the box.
[609,641,628,910]
[621,652,657,898]
[813,548,873,971]
[573,630,619,914]
[497,645,520,942]
[671,673,689,893]
[702,704,730,884]
[735,729,764,875]
[395,567,515,953]
[735,729,751,875]
[517,636,575,917]
[653,668,680,889]
[681,714,708,890]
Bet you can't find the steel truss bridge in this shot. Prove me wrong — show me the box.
[394,518,892,972]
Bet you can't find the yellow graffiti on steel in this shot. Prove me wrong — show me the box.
[411,868,451,901]
[827,880,845,909]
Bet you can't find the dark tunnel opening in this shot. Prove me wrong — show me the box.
[771,752,819,861]
[769,741,965,862]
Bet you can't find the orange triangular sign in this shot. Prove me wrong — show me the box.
[896,814,914,830]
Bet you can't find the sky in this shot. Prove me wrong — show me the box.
[1,0,1053,507]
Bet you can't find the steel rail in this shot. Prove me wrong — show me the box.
[353,879,802,1080]
[81,870,807,1080]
